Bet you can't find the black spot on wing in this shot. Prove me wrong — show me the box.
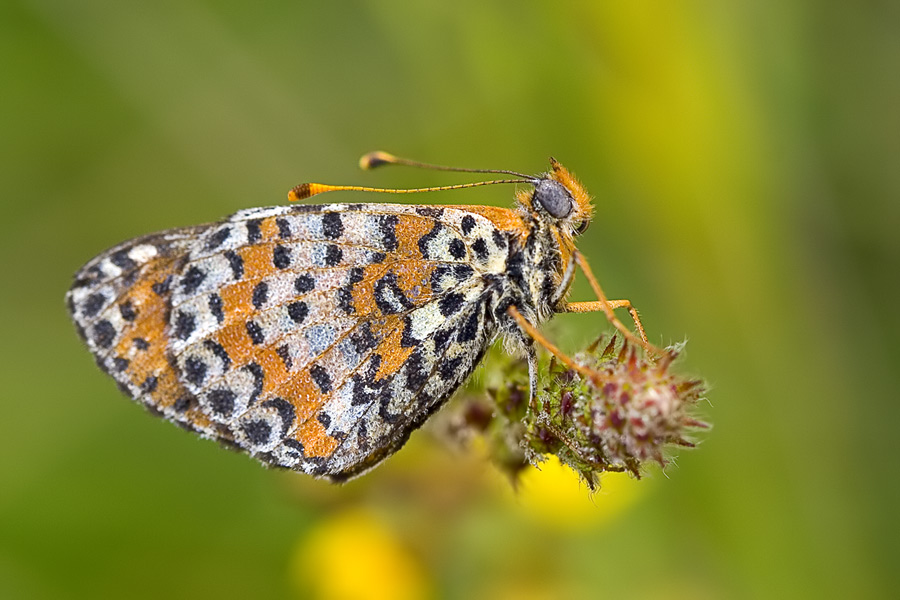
[306,460,330,477]
[181,266,206,294]
[449,238,466,259]
[70,275,92,290]
[294,274,315,294]
[322,212,344,239]
[183,356,208,386]
[324,244,343,266]
[453,264,475,283]
[244,362,265,405]
[377,386,401,424]
[430,263,475,294]
[119,299,137,322]
[374,272,413,315]
[287,301,308,324]
[350,322,378,354]
[416,206,444,218]
[400,316,417,348]
[246,219,262,244]
[310,365,332,394]
[273,245,292,269]
[208,293,224,323]
[283,438,305,455]
[276,345,293,370]
[95,355,113,376]
[208,388,236,417]
[141,374,158,393]
[203,339,231,372]
[460,304,483,342]
[439,356,464,382]
[337,268,364,315]
[206,227,231,250]
[82,292,106,318]
[460,215,476,235]
[429,265,452,293]
[242,420,272,446]
[151,275,173,296]
[355,421,370,453]
[417,222,442,259]
[173,310,196,341]
[438,292,465,317]
[290,203,321,214]
[471,238,488,261]
[403,350,429,391]
[276,218,292,239]
[350,356,383,406]
[252,281,268,309]
[110,249,137,271]
[224,250,244,280]
[378,215,399,252]
[433,328,453,351]
[245,320,264,345]
[337,287,354,315]
[263,397,296,435]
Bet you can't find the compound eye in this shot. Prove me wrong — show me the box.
[533,180,574,219]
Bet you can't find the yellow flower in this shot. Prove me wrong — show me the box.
[290,508,430,600]
[513,459,645,530]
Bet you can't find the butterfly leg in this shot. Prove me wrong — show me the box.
[551,252,578,307]
[564,299,649,345]
[570,252,663,355]
[525,342,539,412]
[507,306,603,384]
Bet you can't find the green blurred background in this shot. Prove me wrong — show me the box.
[2,1,898,598]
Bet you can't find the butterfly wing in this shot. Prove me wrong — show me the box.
[68,203,514,479]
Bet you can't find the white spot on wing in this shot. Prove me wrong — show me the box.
[129,244,158,263]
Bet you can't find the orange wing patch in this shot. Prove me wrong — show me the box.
[293,418,339,458]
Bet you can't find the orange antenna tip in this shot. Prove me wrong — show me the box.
[287,183,310,202]
[288,183,336,202]
[359,151,397,170]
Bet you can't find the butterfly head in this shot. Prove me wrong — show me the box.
[521,158,593,236]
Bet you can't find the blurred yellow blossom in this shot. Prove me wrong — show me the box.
[512,459,645,530]
[290,508,431,600]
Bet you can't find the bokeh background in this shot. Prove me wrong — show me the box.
[2,1,898,598]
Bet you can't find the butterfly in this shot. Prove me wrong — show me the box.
[66,151,657,481]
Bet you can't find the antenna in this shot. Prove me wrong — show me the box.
[289,151,535,202]
[359,150,534,179]
[288,179,528,202]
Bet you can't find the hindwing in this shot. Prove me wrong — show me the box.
[68,203,513,478]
